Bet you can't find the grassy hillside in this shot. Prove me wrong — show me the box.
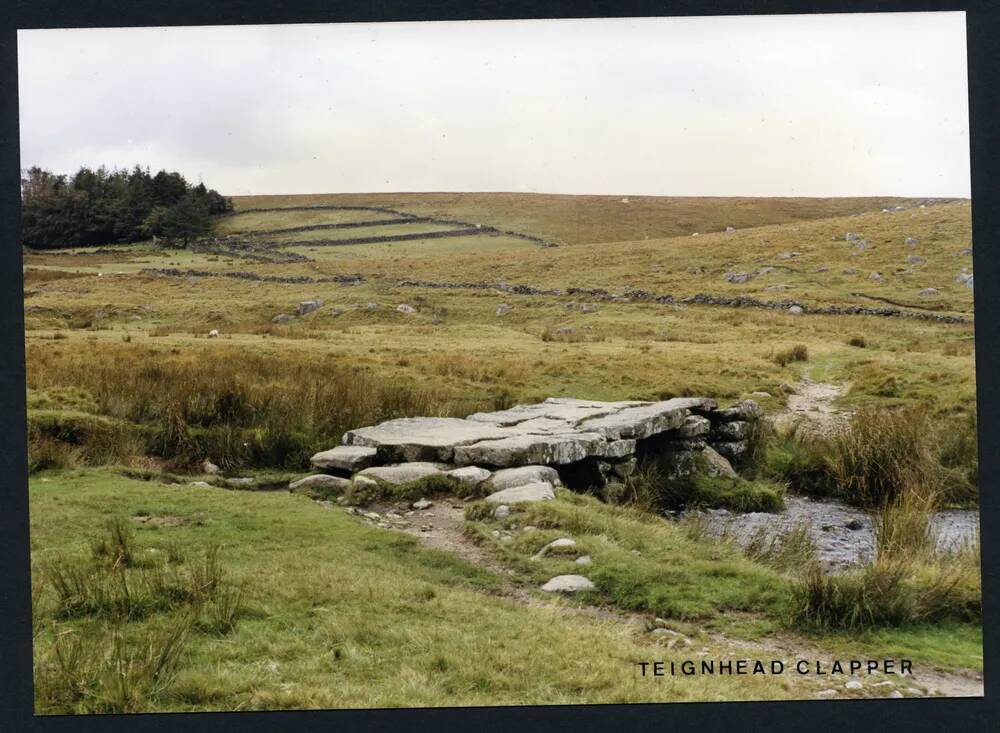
[229,192,953,246]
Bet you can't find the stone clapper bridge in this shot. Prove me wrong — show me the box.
[300,396,761,592]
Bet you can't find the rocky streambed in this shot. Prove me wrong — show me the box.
[682,495,979,571]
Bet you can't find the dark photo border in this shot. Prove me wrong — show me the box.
[1,2,997,731]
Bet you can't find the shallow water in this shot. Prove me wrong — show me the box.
[680,495,979,571]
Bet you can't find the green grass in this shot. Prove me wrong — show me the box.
[32,469,835,711]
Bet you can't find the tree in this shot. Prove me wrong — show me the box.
[160,192,211,246]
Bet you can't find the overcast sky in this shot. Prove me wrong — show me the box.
[17,13,970,198]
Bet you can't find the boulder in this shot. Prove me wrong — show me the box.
[484,481,555,504]
[396,304,416,314]
[358,462,444,485]
[271,313,293,324]
[201,459,220,475]
[712,441,748,463]
[311,445,378,472]
[677,415,710,438]
[715,420,749,440]
[712,400,761,422]
[579,398,710,440]
[488,465,562,490]
[289,474,351,494]
[701,446,737,478]
[411,498,432,510]
[541,575,595,592]
[446,466,492,487]
[296,299,323,316]
[575,555,592,565]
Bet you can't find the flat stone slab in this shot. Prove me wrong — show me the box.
[579,398,710,440]
[316,396,740,472]
[455,432,606,467]
[343,417,511,462]
[484,481,555,504]
[541,575,595,593]
[289,474,351,493]
[310,445,377,472]
[488,465,562,490]
[358,462,444,485]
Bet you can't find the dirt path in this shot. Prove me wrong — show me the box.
[348,496,982,699]
[771,375,850,436]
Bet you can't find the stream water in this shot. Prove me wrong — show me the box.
[679,494,980,571]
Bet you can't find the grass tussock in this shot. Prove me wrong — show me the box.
[766,408,978,507]
[772,344,808,367]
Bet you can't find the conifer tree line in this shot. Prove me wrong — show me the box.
[20,165,233,249]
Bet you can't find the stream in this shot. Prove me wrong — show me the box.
[679,494,980,571]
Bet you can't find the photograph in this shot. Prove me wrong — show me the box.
[17,11,982,714]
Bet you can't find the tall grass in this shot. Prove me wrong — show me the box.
[34,519,248,713]
[26,342,488,471]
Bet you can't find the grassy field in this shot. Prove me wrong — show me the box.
[23,193,981,711]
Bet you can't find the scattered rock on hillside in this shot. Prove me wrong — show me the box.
[725,226,736,233]
[224,477,254,488]
[296,299,323,316]
[365,302,379,310]
[532,538,576,560]
[494,504,511,520]
[311,445,377,472]
[868,272,884,282]
[905,236,919,246]
[496,303,511,316]
[906,255,926,265]
[575,555,592,565]
[918,288,939,297]
[396,304,416,314]
[845,232,861,242]
[208,329,219,338]
[411,498,433,510]
[960,247,972,256]
[202,459,220,474]
[272,313,293,324]
[485,481,555,505]
[788,305,803,315]
[580,303,599,313]
[289,474,350,493]
[541,575,595,592]
[725,271,752,284]
[765,284,791,292]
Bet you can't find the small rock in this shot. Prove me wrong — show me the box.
[489,465,561,491]
[446,466,492,487]
[725,271,752,284]
[788,305,803,315]
[575,555,592,565]
[906,255,926,265]
[494,505,511,520]
[207,329,219,338]
[311,445,377,472]
[845,679,864,690]
[701,446,737,478]
[750,391,771,398]
[917,288,939,297]
[296,299,323,316]
[725,226,736,233]
[531,537,576,560]
[201,459,220,475]
[411,498,433,510]
[396,304,416,314]
[366,302,379,309]
[224,477,254,488]
[190,481,213,488]
[580,303,599,313]
[868,272,884,282]
[888,690,904,699]
[272,313,293,324]
[904,236,919,246]
[289,474,351,494]
[495,304,511,316]
[816,689,838,698]
[845,518,864,531]
[541,575,595,593]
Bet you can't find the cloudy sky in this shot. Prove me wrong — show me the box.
[18,13,970,197]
